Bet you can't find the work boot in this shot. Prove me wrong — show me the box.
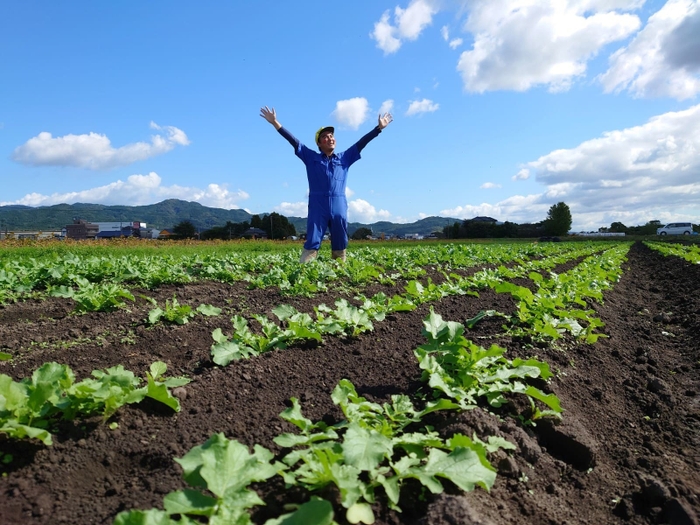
[300,248,318,263]
[331,249,347,262]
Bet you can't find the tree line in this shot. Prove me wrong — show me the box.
[171,213,296,240]
[441,202,572,239]
[169,203,575,241]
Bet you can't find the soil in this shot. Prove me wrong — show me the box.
[0,241,698,525]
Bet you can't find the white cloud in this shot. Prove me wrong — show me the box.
[406,98,439,115]
[438,103,700,231]
[379,99,395,115]
[273,201,308,217]
[449,38,463,49]
[332,98,370,130]
[480,182,502,189]
[12,123,190,169]
[457,0,641,93]
[513,168,530,180]
[523,103,700,224]
[441,25,449,40]
[441,193,550,224]
[348,199,392,222]
[371,0,439,54]
[599,0,700,99]
[0,172,249,209]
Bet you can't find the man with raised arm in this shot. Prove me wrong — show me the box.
[260,106,393,263]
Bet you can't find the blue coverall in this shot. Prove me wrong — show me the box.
[277,126,382,251]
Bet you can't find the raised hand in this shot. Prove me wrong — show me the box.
[378,112,393,129]
[260,106,278,125]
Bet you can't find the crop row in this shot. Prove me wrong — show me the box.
[644,241,700,264]
[0,242,611,308]
[0,241,632,525]
[110,242,631,522]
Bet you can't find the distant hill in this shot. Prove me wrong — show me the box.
[0,199,461,236]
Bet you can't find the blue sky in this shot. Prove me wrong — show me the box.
[1,0,699,231]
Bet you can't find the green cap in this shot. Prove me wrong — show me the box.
[315,126,334,144]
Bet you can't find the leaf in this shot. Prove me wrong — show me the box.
[0,352,11,361]
[341,423,393,471]
[145,375,180,412]
[421,447,496,492]
[148,307,164,325]
[149,361,168,381]
[346,502,375,525]
[163,489,217,517]
[196,304,222,316]
[263,497,335,525]
[212,340,255,366]
[464,310,498,329]
[113,509,173,525]
[175,433,279,499]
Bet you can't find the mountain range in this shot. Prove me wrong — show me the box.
[0,199,461,237]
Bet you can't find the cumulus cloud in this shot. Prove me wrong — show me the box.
[273,201,308,217]
[524,103,700,222]
[449,38,463,49]
[332,97,370,130]
[513,168,530,180]
[371,0,439,54]
[441,25,449,40]
[457,0,641,93]
[441,193,551,224]
[0,172,249,209]
[12,123,190,170]
[379,99,395,115]
[480,182,502,189]
[406,98,439,115]
[348,199,392,222]
[439,103,700,231]
[599,0,700,99]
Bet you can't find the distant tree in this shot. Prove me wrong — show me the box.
[250,214,263,229]
[517,222,545,238]
[442,223,453,239]
[262,213,296,240]
[543,202,572,236]
[633,220,662,235]
[172,220,196,239]
[609,222,627,233]
[201,221,251,240]
[498,221,519,238]
[351,227,373,240]
[460,220,493,238]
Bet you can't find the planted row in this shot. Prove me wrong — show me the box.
[116,311,559,525]
[0,361,188,445]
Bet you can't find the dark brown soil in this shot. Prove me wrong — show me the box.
[1,241,699,525]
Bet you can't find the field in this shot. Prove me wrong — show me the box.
[0,239,698,525]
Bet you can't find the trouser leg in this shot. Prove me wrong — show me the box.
[329,197,349,251]
[304,200,328,251]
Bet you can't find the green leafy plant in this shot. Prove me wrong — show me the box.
[50,277,135,313]
[415,310,562,420]
[113,433,289,525]
[276,380,500,524]
[146,294,222,325]
[0,362,189,445]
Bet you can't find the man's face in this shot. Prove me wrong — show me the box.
[318,131,335,154]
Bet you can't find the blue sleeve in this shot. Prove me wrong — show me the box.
[277,126,301,149]
[278,126,315,163]
[354,126,382,153]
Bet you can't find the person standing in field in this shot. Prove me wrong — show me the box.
[260,106,393,263]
